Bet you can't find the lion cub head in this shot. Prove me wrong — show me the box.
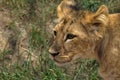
[49,0,109,65]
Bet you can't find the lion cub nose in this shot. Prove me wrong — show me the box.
[48,48,59,57]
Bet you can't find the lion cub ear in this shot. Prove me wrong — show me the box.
[57,0,77,20]
[84,5,109,38]
[92,5,109,26]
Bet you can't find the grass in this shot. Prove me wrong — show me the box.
[0,0,120,80]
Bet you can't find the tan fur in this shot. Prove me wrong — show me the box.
[57,0,77,20]
[49,0,120,80]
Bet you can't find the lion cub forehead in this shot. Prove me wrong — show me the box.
[53,19,72,31]
[68,24,88,38]
[54,19,87,38]
[53,20,66,31]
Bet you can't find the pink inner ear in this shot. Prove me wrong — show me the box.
[95,14,109,26]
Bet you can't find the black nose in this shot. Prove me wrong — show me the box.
[49,48,60,57]
[50,52,59,57]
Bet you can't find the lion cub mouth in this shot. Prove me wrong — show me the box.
[51,53,59,57]
[50,53,73,64]
[49,47,74,64]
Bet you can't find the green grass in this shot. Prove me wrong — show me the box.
[0,0,120,80]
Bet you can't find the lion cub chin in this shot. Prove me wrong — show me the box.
[49,0,120,80]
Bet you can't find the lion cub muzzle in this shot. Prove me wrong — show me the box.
[48,46,60,57]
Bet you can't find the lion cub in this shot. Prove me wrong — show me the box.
[49,0,120,80]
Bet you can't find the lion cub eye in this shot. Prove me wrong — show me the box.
[66,34,76,39]
[53,31,57,36]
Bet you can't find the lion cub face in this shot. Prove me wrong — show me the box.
[49,19,93,64]
[49,0,109,64]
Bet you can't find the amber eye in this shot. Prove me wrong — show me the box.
[66,34,76,39]
[53,31,57,36]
